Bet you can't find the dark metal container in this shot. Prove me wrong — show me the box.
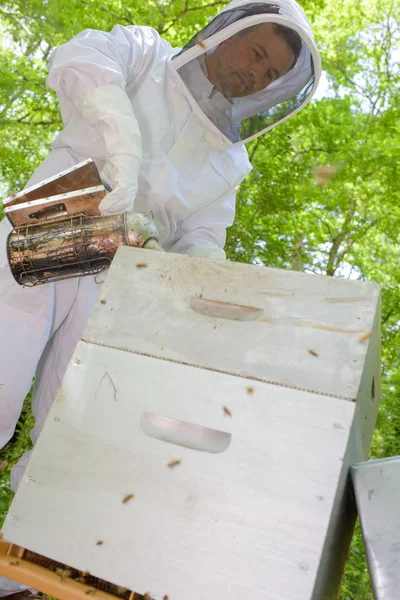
[7,211,161,286]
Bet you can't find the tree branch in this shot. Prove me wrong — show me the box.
[326,195,357,276]
[382,309,394,325]
[248,137,264,162]
[79,0,133,25]
[159,1,223,35]
[291,147,326,159]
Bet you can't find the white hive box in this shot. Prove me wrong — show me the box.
[2,247,381,600]
[351,457,400,600]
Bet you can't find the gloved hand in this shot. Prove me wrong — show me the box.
[185,244,226,261]
[81,84,142,216]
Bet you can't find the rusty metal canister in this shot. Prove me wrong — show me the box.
[7,211,161,286]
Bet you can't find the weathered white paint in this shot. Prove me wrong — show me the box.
[84,247,380,400]
[352,457,400,600]
[2,247,381,600]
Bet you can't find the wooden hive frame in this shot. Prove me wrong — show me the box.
[0,539,144,600]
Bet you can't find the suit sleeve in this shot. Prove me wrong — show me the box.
[167,186,238,261]
[46,26,164,215]
[46,25,160,106]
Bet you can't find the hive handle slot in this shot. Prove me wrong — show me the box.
[141,412,231,454]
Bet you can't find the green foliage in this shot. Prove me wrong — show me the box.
[1,0,399,598]
[0,392,34,529]
[340,521,374,600]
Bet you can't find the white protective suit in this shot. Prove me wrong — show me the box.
[0,1,320,593]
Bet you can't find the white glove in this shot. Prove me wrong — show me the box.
[185,244,226,261]
[81,84,142,215]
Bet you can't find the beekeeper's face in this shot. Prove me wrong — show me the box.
[205,23,294,98]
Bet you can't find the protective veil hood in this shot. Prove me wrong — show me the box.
[171,0,321,145]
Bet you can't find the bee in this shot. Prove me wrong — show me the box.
[9,561,20,567]
[163,596,169,600]
[100,299,106,305]
[223,406,232,417]
[313,165,337,187]
[143,593,152,600]
[359,331,372,342]
[96,540,104,546]
[117,587,128,595]
[122,493,134,504]
[56,568,72,581]
[167,459,181,468]
[136,263,148,269]
[246,386,254,395]
[308,349,319,357]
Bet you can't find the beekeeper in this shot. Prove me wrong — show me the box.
[0,0,320,548]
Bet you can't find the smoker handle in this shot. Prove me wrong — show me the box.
[29,203,67,221]
[142,238,164,252]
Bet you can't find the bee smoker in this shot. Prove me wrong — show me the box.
[7,211,162,286]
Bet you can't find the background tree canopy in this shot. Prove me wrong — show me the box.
[0,0,399,598]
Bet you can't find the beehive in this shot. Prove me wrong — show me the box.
[1,247,381,600]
